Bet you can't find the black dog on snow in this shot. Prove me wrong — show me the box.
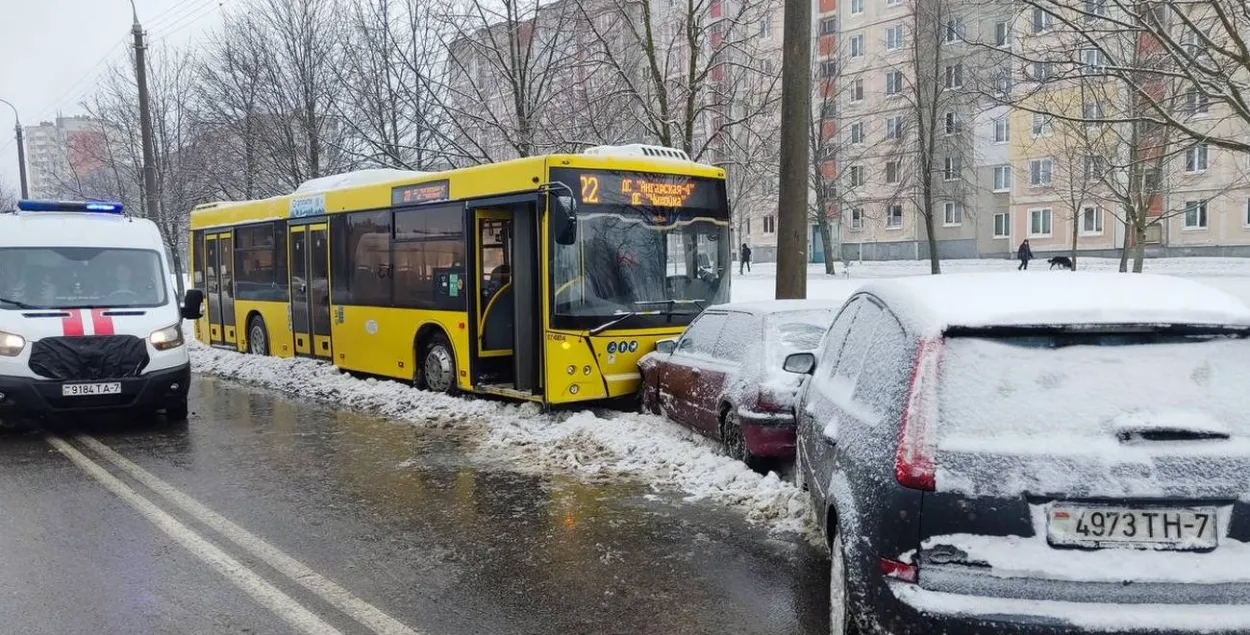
[1048,256,1074,270]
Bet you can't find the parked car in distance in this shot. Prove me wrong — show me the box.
[638,300,842,469]
[786,272,1250,635]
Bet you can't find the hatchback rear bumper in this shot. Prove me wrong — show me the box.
[867,579,1250,635]
[739,411,796,458]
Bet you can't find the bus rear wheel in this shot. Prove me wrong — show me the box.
[247,315,269,355]
[419,334,458,395]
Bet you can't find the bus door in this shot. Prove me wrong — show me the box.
[469,199,540,394]
[204,231,236,345]
[289,223,333,359]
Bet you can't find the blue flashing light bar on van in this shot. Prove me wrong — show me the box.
[16,200,125,214]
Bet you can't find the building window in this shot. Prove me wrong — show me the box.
[944,111,961,135]
[764,215,777,233]
[820,17,838,35]
[993,166,1012,191]
[1083,101,1104,125]
[850,121,864,144]
[1184,201,1208,228]
[886,160,900,183]
[1084,0,1106,20]
[758,16,772,38]
[994,211,1011,238]
[821,60,838,77]
[887,204,904,227]
[994,20,1010,47]
[1185,143,1209,172]
[849,165,865,187]
[945,63,963,89]
[1029,157,1054,186]
[1029,208,1053,236]
[944,17,965,44]
[886,25,904,51]
[1245,198,1250,227]
[850,34,864,57]
[944,155,962,181]
[850,207,865,230]
[1031,113,1053,138]
[886,115,904,139]
[1185,90,1211,115]
[851,0,863,14]
[850,78,864,102]
[993,72,1013,97]
[886,0,901,5]
[943,201,963,225]
[885,70,903,95]
[1081,48,1105,74]
[993,117,1009,143]
[1032,7,1053,33]
[1031,60,1052,82]
[1081,206,1103,234]
[1084,155,1106,182]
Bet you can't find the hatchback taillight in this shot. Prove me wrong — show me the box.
[755,387,791,413]
[895,337,942,491]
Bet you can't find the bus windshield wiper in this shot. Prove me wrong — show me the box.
[633,299,706,313]
[0,297,44,310]
[590,310,661,335]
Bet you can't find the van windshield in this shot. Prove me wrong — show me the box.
[0,247,168,310]
[938,327,1250,448]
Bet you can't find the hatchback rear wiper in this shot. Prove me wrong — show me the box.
[0,296,43,310]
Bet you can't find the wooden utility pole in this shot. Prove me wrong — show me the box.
[0,99,28,198]
[131,1,160,222]
[775,0,811,299]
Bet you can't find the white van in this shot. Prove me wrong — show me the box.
[0,200,204,419]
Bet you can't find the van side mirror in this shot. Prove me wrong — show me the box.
[654,338,677,355]
[181,288,205,320]
[549,191,578,245]
[783,352,816,375]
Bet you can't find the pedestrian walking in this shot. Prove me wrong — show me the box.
[740,243,752,274]
[1017,239,1034,270]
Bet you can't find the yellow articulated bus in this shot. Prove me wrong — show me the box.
[188,145,732,406]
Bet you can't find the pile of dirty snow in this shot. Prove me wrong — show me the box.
[190,342,815,539]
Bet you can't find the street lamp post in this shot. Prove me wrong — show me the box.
[0,98,29,199]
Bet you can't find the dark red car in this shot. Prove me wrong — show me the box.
[637,300,841,469]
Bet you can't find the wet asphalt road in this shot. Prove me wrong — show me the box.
[0,376,829,635]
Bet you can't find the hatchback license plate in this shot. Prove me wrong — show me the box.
[1048,504,1218,550]
[61,382,122,397]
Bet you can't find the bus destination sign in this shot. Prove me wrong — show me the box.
[559,170,718,209]
[392,179,450,206]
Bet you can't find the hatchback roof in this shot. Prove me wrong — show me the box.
[712,299,848,315]
[856,272,1250,334]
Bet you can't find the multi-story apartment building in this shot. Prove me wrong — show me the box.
[845,1,1250,260]
[24,116,106,200]
[834,0,1014,262]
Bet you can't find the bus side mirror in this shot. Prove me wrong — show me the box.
[551,193,578,245]
[182,289,205,320]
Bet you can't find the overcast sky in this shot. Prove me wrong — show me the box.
[0,0,226,195]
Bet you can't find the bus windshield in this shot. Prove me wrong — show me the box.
[0,247,168,310]
[549,168,731,330]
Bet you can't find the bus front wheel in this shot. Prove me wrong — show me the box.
[418,334,459,395]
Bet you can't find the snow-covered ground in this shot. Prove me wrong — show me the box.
[190,257,1250,539]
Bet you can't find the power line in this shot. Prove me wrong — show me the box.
[29,36,130,122]
[153,0,233,42]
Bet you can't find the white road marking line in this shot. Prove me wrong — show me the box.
[76,434,424,635]
[44,434,344,635]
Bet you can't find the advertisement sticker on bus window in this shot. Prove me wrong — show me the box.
[291,194,326,218]
[392,180,450,206]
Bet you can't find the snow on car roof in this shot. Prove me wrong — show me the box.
[711,299,848,315]
[857,272,1250,334]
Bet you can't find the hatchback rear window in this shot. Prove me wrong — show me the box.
[765,310,836,368]
[937,328,1250,447]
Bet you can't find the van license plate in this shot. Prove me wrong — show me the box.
[1048,505,1218,550]
[62,383,123,397]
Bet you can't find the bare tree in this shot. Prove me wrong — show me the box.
[433,0,582,162]
[0,182,16,211]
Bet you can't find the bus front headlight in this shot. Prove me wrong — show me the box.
[150,324,184,351]
[0,331,26,357]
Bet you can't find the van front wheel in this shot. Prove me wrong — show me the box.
[165,396,189,422]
